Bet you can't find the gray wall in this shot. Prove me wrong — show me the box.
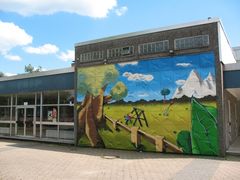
[224,90,240,149]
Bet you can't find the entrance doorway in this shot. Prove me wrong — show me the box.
[16,106,36,137]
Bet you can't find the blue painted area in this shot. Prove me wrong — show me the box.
[0,72,74,94]
[77,51,216,102]
[224,70,240,88]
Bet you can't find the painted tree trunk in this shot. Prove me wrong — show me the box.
[77,87,106,147]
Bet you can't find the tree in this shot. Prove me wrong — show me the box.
[77,64,128,147]
[161,88,170,102]
[0,72,4,78]
[25,64,42,73]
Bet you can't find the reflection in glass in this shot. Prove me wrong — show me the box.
[59,125,74,140]
[43,91,58,104]
[0,95,11,106]
[60,90,74,104]
[25,108,34,136]
[0,123,10,135]
[42,125,58,138]
[0,107,11,121]
[16,108,24,136]
[42,106,58,122]
[59,106,74,122]
[17,93,35,105]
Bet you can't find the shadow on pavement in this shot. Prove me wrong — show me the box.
[1,138,239,162]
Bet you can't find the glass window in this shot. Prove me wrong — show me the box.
[59,125,74,140]
[42,125,58,139]
[0,95,11,106]
[43,91,58,104]
[60,90,74,104]
[11,123,15,136]
[17,93,35,105]
[42,106,58,122]
[0,107,11,121]
[59,106,74,122]
[12,107,16,121]
[36,93,41,105]
[36,106,41,122]
[36,124,40,137]
[0,123,10,135]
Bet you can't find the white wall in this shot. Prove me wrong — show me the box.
[218,23,236,64]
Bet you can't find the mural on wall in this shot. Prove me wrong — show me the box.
[76,52,219,155]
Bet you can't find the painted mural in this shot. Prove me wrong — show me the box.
[76,52,219,155]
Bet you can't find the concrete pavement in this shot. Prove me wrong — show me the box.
[0,139,240,180]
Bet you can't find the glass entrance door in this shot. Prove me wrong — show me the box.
[16,106,35,137]
[16,108,24,136]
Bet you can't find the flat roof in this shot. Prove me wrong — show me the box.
[0,67,74,82]
[75,18,221,47]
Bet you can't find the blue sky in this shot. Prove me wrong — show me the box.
[0,0,239,75]
[77,52,215,102]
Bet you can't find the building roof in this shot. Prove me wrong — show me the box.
[0,67,74,82]
[232,46,240,61]
[75,17,221,47]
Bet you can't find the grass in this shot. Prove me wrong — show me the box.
[104,101,216,145]
[78,101,216,152]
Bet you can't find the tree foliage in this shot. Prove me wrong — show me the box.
[77,64,119,96]
[25,64,42,73]
[0,72,4,77]
[161,88,170,96]
[110,82,128,101]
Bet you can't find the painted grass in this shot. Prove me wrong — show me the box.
[78,101,216,152]
[104,101,216,145]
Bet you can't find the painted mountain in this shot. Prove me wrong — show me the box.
[172,70,216,99]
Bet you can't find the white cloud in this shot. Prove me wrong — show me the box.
[115,6,128,16]
[4,72,17,76]
[123,72,154,82]
[4,54,22,61]
[137,92,149,98]
[58,50,74,62]
[175,79,186,86]
[24,44,59,55]
[0,0,117,18]
[118,61,138,67]
[0,20,32,57]
[176,63,192,67]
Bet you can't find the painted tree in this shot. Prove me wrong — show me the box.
[77,64,128,147]
[161,88,170,103]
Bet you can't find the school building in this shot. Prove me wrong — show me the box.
[0,18,240,156]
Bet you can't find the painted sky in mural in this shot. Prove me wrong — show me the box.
[77,52,215,102]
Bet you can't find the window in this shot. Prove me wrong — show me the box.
[43,91,58,104]
[59,125,74,140]
[42,125,58,139]
[17,93,35,105]
[107,46,134,59]
[60,90,74,104]
[42,106,58,122]
[174,35,209,50]
[0,123,10,135]
[78,50,104,63]
[0,107,11,121]
[0,95,11,106]
[59,106,74,122]
[138,40,169,55]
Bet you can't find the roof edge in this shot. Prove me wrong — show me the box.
[0,67,74,82]
[75,17,220,47]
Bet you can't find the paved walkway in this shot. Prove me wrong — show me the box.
[0,139,240,180]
